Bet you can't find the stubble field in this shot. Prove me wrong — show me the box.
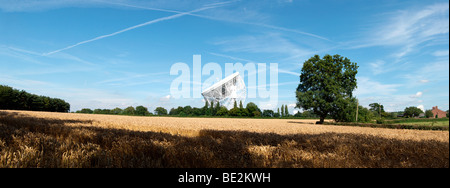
[0,110,448,168]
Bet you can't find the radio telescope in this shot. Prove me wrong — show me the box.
[201,72,246,110]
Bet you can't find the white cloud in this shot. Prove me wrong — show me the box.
[352,2,449,58]
[419,60,450,82]
[417,105,425,112]
[376,3,449,45]
[399,59,449,87]
[288,103,296,108]
[410,91,423,98]
[369,60,386,75]
[215,33,313,57]
[354,77,401,96]
[432,50,449,57]
[0,75,55,89]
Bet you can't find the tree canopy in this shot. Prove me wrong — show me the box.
[0,85,70,112]
[296,54,358,124]
[404,106,423,118]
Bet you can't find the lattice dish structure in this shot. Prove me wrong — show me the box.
[201,72,247,110]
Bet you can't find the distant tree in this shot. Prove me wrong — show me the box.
[281,105,285,117]
[94,109,111,114]
[369,103,385,117]
[404,106,423,118]
[357,106,375,123]
[296,54,358,124]
[246,102,261,117]
[192,107,203,116]
[233,100,238,109]
[216,106,229,116]
[238,101,248,116]
[123,106,136,115]
[169,108,178,116]
[77,108,93,114]
[273,112,280,118]
[285,105,289,116]
[93,109,102,114]
[0,85,70,112]
[183,106,193,116]
[253,110,261,117]
[203,101,210,116]
[177,106,185,115]
[332,97,358,122]
[178,111,187,117]
[262,110,274,117]
[214,102,221,116]
[425,110,434,118]
[154,107,168,116]
[0,85,14,109]
[136,106,150,116]
[210,101,216,116]
[228,107,240,116]
[111,107,123,115]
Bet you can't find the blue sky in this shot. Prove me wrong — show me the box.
[0,0,448,113]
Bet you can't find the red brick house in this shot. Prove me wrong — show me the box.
[431,106,447,118]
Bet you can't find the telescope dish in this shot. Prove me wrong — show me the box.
[201,72,246,110]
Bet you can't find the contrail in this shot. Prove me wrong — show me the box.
[43,2,232,56]
[101,0,330,42]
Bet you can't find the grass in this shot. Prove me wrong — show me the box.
[325,118,449,131]
[389,118,449,127]
[397,121,449,127]
[0,110,448,168]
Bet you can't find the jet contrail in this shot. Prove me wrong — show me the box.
[43,2,232,56]
[100,0,330,42]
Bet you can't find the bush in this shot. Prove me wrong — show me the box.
[376,118,385,124]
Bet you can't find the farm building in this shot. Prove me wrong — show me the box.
[431,106,447,118]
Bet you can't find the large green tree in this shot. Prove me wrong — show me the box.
[245,102,261,117]
[403,106,423,118]
[296,54,358,124]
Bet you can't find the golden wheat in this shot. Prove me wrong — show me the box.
[0,110,448,168]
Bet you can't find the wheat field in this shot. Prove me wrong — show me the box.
[0,110,448,168]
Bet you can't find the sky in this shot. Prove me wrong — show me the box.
[0,0,449,113]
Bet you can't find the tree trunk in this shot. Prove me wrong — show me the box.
[317,116,325,124]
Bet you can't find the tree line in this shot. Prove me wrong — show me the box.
[0,85,70,112]
[73,100,449,121]
[75,100,296,118]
